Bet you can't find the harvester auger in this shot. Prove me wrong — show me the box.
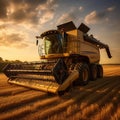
[3,21,112,94]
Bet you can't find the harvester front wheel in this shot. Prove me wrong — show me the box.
[75,63,90,85]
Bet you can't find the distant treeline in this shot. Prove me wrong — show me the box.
[0,63,8,72]
[0,57,23,63]
[0,57,26,72]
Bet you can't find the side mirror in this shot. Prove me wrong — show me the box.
[36,40,38,46]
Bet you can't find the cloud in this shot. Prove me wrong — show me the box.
[0,0,57,25]
[107,6,115,12]
[57,13,75,24]
[57,8,76,24]
[0,24,6,29]
[79,6,84,11]
[0,33,28,48]
[85,10,108,24]
[39,10,54,24]
[0,0,9,19]
[15,42,29,48]
[85,6,116,25]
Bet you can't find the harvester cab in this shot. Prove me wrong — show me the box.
[36,30,64,57]
[3,21,112,94]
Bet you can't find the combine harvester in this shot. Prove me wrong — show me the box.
[3,21,112,94]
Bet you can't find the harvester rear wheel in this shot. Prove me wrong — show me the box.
[90,64,97,80]
[75,63,90,85]
[97,64,103,78]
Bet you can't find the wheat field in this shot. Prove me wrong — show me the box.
[0,65,120,120]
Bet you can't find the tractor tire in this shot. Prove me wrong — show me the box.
[75,63,90,85]
[97,64,103,78]
[90,64,98,80]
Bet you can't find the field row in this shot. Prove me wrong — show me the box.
[0,65,120,120]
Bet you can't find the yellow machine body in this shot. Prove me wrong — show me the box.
[3,21,112,94]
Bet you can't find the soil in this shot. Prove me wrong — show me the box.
[0,65,120,120]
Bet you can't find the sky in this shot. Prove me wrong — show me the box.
[0,0,120,64]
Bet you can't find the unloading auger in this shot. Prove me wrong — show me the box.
[3,21,112,94]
